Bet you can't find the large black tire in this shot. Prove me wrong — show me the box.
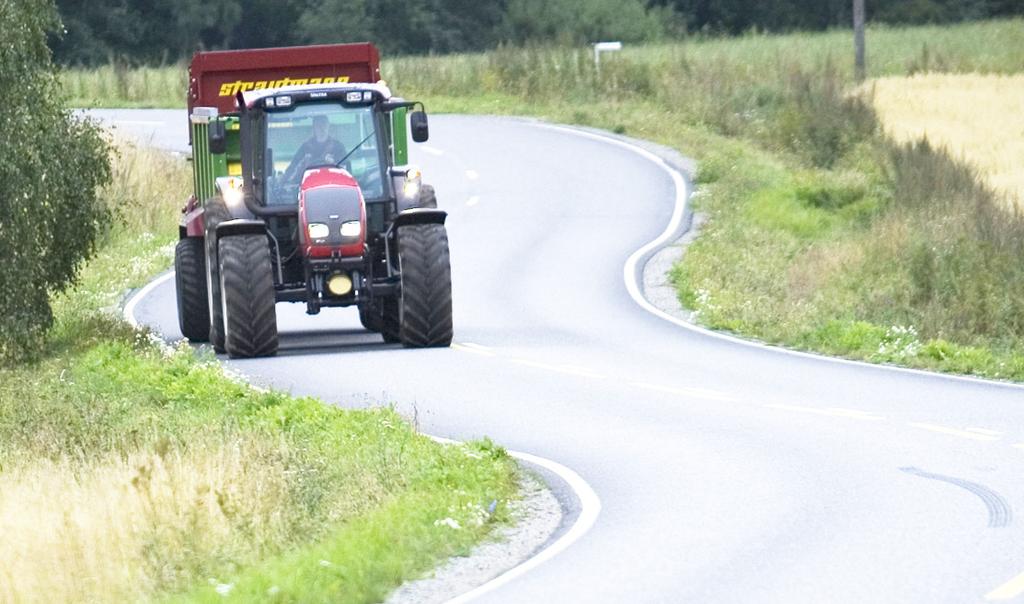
[203,198,231,353]
[381,298,401,343]
[174,237,209,342]
[219,234,278,358]
[358,305,381,333]
[397,223,453,348]
[359,299,401,343]
[417,184,437,208]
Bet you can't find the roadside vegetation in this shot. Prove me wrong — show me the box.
[391,19,1024,381]
[3,3,518,601]
[58,19,1024,381]
[0,139,519,602]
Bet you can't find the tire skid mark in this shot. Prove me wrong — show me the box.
[899,466,1012,528]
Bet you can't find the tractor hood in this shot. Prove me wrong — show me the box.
[298,168,366,258]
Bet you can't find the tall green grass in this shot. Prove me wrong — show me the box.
[61,19,1024,109]
[62,63,185,108]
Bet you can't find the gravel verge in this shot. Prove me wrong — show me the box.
[385,470,562,604]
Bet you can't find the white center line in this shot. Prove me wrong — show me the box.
[451,343,495,357]
[461,342,493,352]
[512,359,606,380]
[908,422,1000,442]
[466,196,480,207]
[966,427,1004,436]
[631,382,738,402]
[420,145,444,156]
[766,404,885,421]
[986,569,1024,601]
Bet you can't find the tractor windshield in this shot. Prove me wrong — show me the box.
[264,102,385,205]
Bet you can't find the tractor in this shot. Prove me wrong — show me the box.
[173,43,452,358]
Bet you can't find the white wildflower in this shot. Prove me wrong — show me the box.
[215,583,234,596]
[319,559,332,567]
[434,517,461,529]
[877,325,921,360]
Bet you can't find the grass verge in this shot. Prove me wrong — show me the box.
[0,140,518,602]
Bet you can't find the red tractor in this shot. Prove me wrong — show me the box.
[173,43,452,358]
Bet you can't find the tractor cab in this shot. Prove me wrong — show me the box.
[239,83,397,211]
[229,82,433,294]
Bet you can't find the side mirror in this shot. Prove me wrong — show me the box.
[410,110,429,143]
[208,120,227,154]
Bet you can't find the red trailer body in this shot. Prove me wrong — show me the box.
[187,43,381,116]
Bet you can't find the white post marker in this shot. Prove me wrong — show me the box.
[593,41,622,71]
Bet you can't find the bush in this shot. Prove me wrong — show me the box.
[0,0,111,362]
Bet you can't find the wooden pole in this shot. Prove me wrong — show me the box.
[853,0,866,81]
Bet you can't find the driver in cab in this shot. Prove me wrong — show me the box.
[283,114,347,182]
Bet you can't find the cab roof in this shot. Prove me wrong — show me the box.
[240,81,394,109]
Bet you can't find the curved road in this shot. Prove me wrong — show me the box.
[104,111,1024,603]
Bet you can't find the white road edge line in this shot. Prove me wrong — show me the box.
[123,270,176,329]
[534,122,1024,393]
[431,437,602,604]
[122,275,602,603]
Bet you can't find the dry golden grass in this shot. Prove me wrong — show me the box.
[103,136,192,233]
[0,439,298,603]
[869,73,1024,208]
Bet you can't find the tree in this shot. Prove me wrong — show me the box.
[0,0,112,361]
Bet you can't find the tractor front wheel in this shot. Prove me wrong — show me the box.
[397,223,453,348]
[218,234,278,358]
[174,237,209,342]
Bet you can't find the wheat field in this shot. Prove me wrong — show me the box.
[870,73,1024,208]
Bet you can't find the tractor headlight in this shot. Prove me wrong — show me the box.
[340,221,362,238]
[308,223,330,240]
[402,167,422,199]
[402,179,420,199]
[222,186,243,207]
[217,176,244,207]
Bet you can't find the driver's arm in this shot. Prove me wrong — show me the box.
[283,140,313,181]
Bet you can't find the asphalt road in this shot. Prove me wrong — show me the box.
[104,109,1024,603]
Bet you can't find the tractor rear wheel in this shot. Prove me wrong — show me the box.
[381,298,401,343]
[397,223,453,348]
[359,299,401,343]
[218,234,278,358]
[358,304,381,333]
[174,237,209,342]
[203,198,230,353]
